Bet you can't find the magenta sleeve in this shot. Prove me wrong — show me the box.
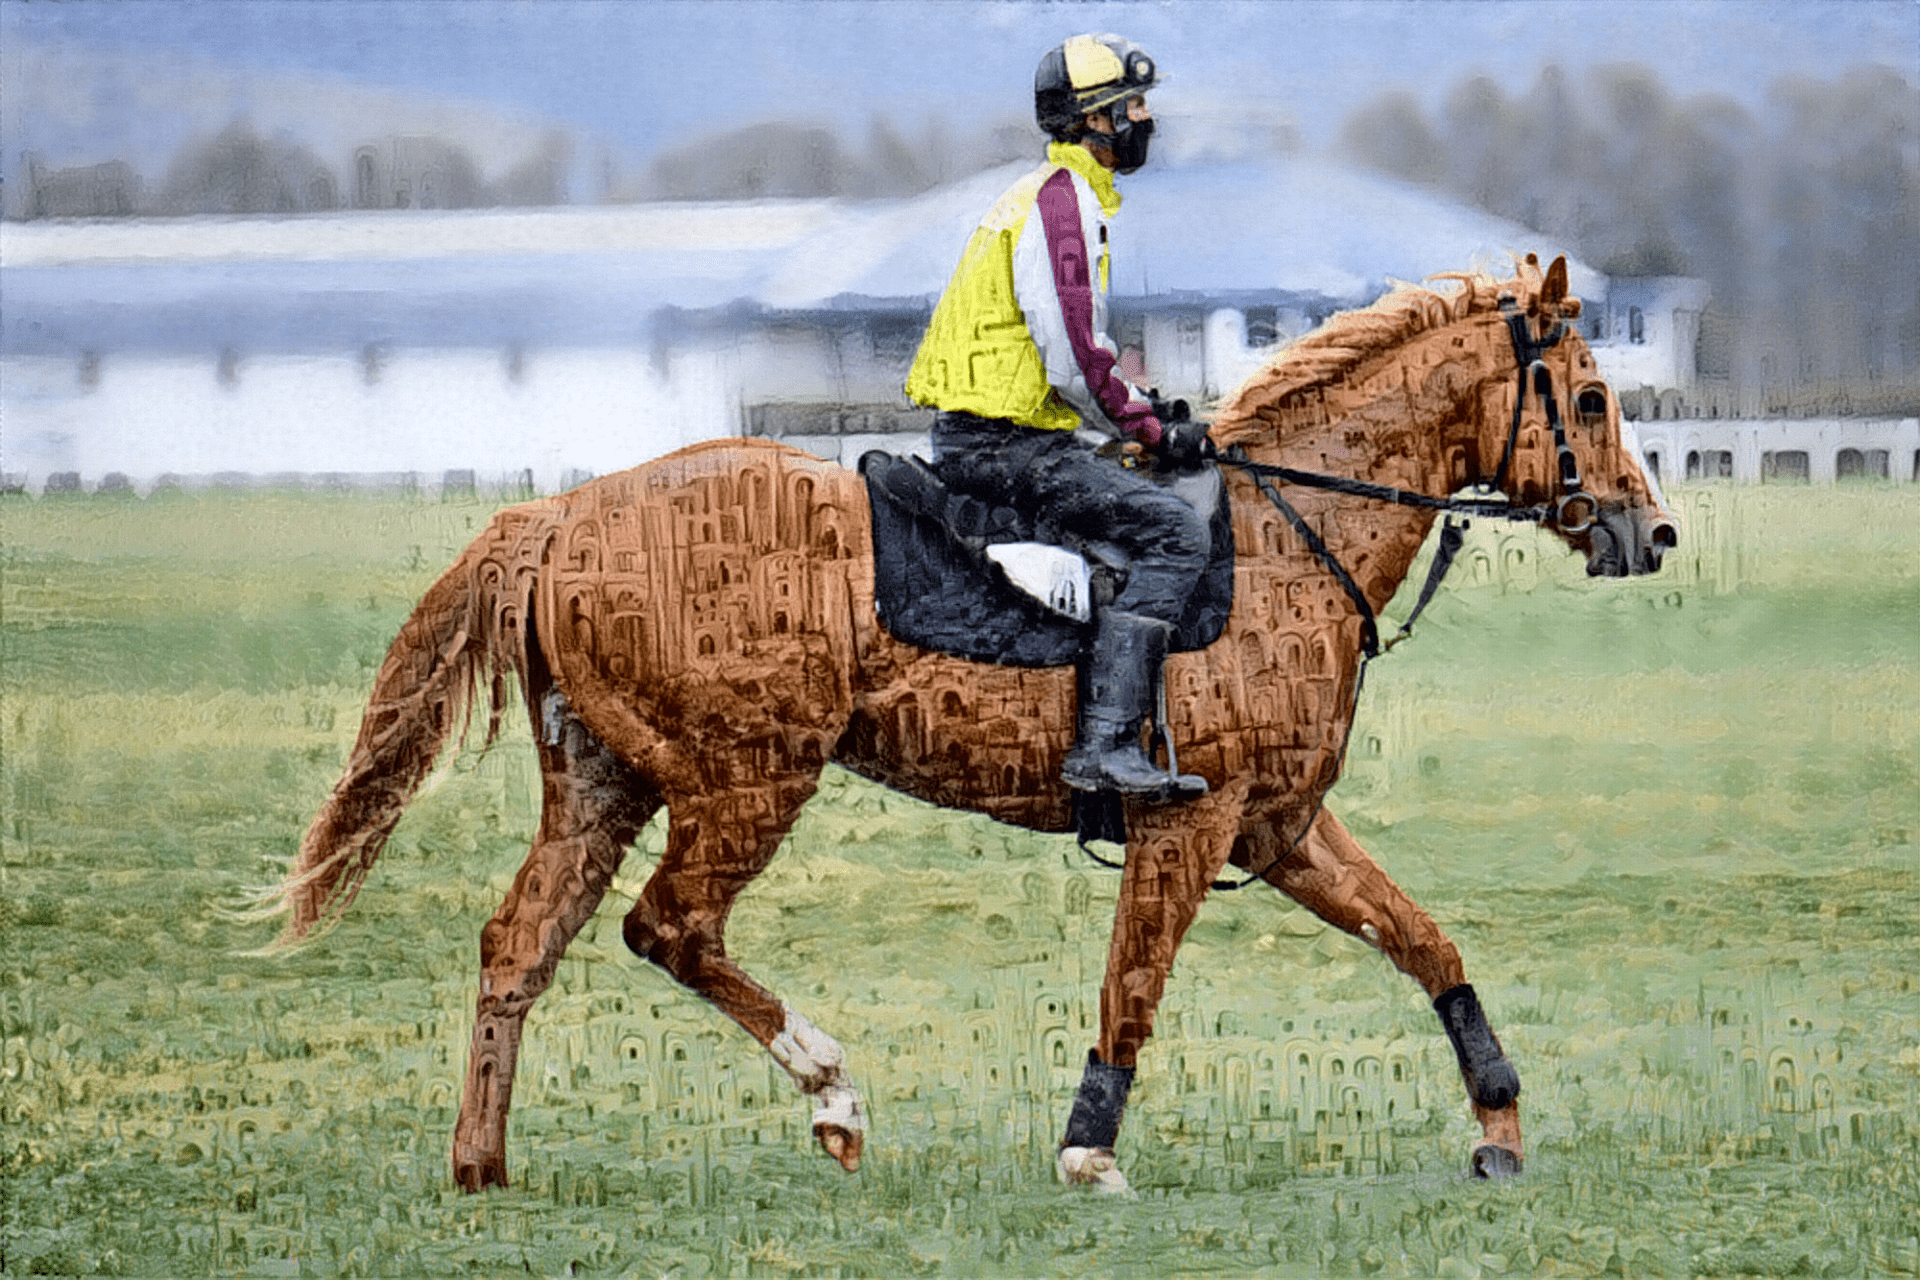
[1034,169,1162,445]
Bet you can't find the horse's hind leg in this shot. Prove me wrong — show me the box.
[452,687,659,1192]
[621,773,867,1169]
[1250,808,1524,1177]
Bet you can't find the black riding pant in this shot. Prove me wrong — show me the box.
[930,412,1209,624]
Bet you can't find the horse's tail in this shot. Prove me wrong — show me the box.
[236,512,540,953]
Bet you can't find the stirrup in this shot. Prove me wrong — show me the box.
[1146,653,1208,801]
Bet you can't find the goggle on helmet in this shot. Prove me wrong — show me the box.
[1034,33,1163,141]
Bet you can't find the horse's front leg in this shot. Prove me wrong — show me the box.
[1058,779,1250,1194]
[1249,808,1523,1177]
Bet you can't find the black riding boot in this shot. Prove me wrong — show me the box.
[1062,610,1208,803]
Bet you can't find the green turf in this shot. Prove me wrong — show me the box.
[3,481,1917,1277]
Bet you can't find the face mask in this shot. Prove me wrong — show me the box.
[1107,117,1154,174]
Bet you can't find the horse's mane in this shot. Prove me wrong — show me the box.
[1211,269,1514,448]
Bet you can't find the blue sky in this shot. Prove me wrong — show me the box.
[6,0,1914,162]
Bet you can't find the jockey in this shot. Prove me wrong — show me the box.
[905,32,1212,804]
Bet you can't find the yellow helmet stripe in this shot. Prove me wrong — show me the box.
[1062,34,1125,90]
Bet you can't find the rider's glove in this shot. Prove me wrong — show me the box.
[1156,418,1215,470]
[1146,389,1191,426]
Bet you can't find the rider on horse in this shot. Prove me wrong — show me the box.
[905,33,1214,805]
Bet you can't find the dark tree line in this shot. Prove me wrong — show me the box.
[18,122,573,219]
[630,116,1035,201]
[1340,64,1920,410]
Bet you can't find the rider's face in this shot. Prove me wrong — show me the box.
[1083,96,1151,170]
[1084,96,1152,135]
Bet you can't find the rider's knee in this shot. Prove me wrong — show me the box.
[1116,487,1209,568]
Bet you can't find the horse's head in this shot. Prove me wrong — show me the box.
[1470,254,1677,577]
[1212,254,1677,579]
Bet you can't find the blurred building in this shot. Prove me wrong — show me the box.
[20,155,142,219]
[2,155,1911,494]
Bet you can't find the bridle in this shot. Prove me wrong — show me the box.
[1488,296,1597,538]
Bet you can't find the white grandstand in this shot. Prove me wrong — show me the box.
[3,155,1910,492]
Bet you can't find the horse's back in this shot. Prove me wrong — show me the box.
[551,437,870,541]
[524,438,876,791]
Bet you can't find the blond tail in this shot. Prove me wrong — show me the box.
[235,521,532,952]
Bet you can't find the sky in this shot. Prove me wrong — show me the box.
[4,0,1914,168]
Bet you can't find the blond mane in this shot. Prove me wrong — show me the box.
[1212,269,1518,449]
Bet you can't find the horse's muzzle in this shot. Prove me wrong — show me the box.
[1584,505,1677,578]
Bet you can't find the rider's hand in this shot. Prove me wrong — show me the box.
[1146,388,1191,425]
[1156,419,1215,469]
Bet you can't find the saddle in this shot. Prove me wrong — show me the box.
[859,449,1235,668]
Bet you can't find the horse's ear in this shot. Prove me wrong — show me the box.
[1543,255,1570,307]
[1515,253,1544,312]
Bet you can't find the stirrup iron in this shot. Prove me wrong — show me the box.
[1148,658,1207,801]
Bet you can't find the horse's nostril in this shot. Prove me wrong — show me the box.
[1651,521,1678,550]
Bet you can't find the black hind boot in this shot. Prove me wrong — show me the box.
[1062,610,1208,803]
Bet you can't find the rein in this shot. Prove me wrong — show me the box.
[1215,447,1549,662]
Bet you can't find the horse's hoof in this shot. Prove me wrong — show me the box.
[809,1083,864,1171]
[1471,1144,1523,1180]
[453,1157,509,1193]
[1056,1146,1134,1196]
[815,1123,863,1172]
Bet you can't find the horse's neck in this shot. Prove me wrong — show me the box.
[1259,345,1477,615]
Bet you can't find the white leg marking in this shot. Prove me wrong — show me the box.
[769,1006,866,1134]
[538,687,569,746]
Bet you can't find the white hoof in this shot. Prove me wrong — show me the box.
[768,1008,868,1172]
[1056,1145,1133,1196]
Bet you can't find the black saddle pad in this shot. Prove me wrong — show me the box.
[860,450,1234,667]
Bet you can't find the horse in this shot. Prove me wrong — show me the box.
[245,253,1675,1194]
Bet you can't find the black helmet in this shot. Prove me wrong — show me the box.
[1034,33,1162,142]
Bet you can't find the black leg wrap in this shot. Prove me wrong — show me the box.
[1061,1050,1135,1151]
[1435,984,1521,1110]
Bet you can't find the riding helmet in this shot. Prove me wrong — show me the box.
[1034,33,1163,144]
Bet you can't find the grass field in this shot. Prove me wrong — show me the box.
[3,479,1918,1277]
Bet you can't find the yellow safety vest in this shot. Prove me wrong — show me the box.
[905,144,1118,430]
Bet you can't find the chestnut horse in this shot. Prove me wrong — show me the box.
[248,255,1674,1193]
